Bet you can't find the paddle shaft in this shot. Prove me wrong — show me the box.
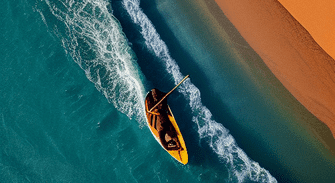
[149,75,189,112]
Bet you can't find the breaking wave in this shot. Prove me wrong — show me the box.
[123,0,277,182]
[38,0,146,122]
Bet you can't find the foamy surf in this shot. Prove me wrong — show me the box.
[38,0,146,123]
[37,0,277,181]
[123,0,277,182]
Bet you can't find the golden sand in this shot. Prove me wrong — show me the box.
[215,0,335,137]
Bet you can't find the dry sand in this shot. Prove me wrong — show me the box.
[215,0,335,138]
[278,0,335,59]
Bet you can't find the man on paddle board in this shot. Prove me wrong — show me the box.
[149,89,181,150]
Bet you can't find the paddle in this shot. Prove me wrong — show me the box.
[149,75,190,113]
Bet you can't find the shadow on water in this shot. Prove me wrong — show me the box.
[110,0,169,91]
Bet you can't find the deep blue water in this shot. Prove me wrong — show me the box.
[1,0,335,182]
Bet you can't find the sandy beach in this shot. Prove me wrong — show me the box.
[215,0,335,138]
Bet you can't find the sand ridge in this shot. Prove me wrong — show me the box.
[215,0,335,137]
[278,0,335,59]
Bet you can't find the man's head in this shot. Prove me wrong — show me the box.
[165,131,179,148]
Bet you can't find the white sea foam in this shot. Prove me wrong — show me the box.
[123,0,277,182]
[41,0,146,123]
[38,0,277,181]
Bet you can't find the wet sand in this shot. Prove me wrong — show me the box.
[215,0,335,138]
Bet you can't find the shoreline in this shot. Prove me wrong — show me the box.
[214,0,335,138]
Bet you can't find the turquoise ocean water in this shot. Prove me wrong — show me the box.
[1,0,334,182]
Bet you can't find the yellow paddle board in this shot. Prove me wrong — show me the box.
[145,90,188,165]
